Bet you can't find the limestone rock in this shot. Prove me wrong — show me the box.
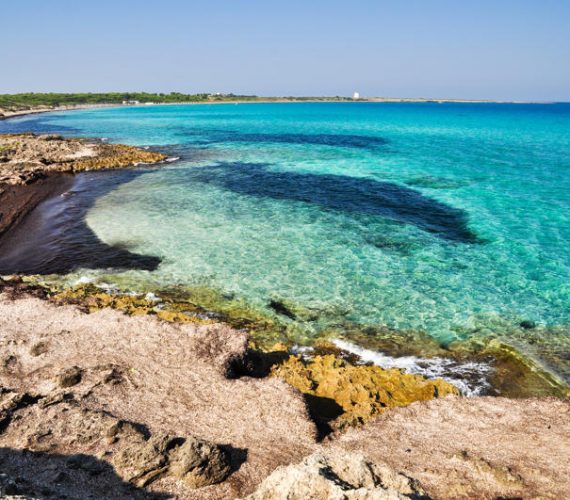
[245,451,425,499]
[169,436,232,488]
[0,133,166,186]
[113,433,231,489]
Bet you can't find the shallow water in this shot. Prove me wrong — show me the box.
[2,103,570,376]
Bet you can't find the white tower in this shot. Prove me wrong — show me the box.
[352,92,360,100]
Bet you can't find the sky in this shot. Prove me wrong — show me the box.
[1,0,569,101]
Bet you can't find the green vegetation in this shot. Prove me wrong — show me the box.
[0,92,262,110]
[0,92,358,111]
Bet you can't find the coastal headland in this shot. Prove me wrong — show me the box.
[0,117,568,498]
[0,133,166,239]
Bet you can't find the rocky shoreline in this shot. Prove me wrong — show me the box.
[0,133,166,239]
[0,279,568,499]
[0,130,568,498]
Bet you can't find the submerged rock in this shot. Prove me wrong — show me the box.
[271,354,459,428]
[267,297,320,322]
[519,320,536,330]
[245,451,425,499]
[449,337,570,398]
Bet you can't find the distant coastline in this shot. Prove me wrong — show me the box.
[0,103,119,120]
[0,94,562,122]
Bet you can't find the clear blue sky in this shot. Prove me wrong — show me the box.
[2,0,569,101]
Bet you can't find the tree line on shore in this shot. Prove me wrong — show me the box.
[0,92,261,109]
[0,92,357,110]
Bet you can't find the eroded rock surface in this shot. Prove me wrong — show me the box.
[245,451,425,500]
[0,291,568,499]
[0,133,166,185]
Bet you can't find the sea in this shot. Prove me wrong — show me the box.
[2,102,569,393]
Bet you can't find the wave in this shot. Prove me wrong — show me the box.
[330,339,492,396]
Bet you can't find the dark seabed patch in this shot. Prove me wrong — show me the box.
[177,128,390,149]
[0,169,161,275]
[180,162,479,243]
[0,115,84,136]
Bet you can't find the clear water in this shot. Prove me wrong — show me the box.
[3,103,570,350]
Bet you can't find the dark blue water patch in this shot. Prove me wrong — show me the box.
[0,169,161,275]
[176,128,389,150]
[182,162,479,243]
[0,114,84,136]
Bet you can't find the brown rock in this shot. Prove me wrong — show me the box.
[29,341,49,357]
[55,366,82,388]
[169,436,232,488]
[113,433,231,489]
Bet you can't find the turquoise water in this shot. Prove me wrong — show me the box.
[3,103,570,351]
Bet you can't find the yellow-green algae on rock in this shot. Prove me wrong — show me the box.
[323,322,570,400]
[449,338,570,399]
[4,278,461,430]
[271,351,459,428]
[47,283,293,344]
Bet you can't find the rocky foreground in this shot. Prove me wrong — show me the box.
[0,290,568,499]
[0,133,166,237]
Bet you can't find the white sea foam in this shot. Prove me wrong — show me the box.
[331,339,492,396]
[144,292,161,302]
[165,156,180,162]
[291,345,315,356]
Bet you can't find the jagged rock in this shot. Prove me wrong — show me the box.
[168,436,232,488]
[245,451,425,499]
[0,133,166,187]
[113,433,171,487]
[0,391,41,433]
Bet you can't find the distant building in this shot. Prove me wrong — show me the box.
[352,92,360,100]
[122,100,140,105]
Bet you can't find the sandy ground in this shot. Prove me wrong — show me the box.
[328,396,570,499]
